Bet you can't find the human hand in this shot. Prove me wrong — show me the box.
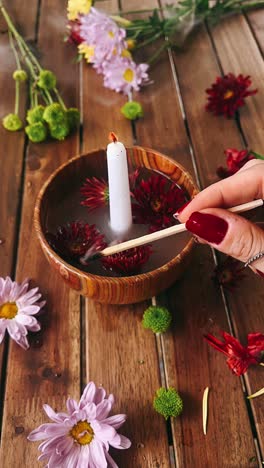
[176,160,264,277]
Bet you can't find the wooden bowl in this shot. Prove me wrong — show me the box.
[34,147,199,304]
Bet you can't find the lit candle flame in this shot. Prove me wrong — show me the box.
[109,132,118,143]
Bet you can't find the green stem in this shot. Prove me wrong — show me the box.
[135,31,162,49]
[8,30,21,69]
[148,42,168,65]
[251,150,264,160]
[43,90,53,105]
[113,8,164,15]
[14,80,19,114]
[54,88,66,110]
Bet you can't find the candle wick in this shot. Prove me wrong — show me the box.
[109,131,118,143]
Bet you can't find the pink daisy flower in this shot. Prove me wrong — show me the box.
[103,56,149,94]
[28,381,131,467]
[0,277,45,350]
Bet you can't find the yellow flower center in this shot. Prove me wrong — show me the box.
[223,90,234,100]
[151,199,162,212]
[121,49,132,59]
[123,68,134,83]
[126,39,136,50]
[70,420,94,445]
[0,302,18,319]
[108,31,115,39]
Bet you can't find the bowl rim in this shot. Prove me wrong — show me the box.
[34,146,199,285]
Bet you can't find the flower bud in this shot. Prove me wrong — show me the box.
[13,69,28,82]
[37,70,57,91]
[2,113,23,131]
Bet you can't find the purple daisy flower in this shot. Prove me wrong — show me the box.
[103,56,149,94]
[0,276,45,350]
[28,381,131,467]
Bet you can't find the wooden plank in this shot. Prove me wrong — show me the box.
[0,0,38,425]
[0,0,81,465]
[0,1,38,39]
[83,1,171,466]
[247,9,264,55]
[128,0,259,465]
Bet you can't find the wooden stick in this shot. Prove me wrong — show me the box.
[81,199,263,261]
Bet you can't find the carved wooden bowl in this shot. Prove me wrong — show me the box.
[34,147,199,304]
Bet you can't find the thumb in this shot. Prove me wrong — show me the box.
[185,208,264,265]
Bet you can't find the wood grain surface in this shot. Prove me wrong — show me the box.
[0,0,264,467]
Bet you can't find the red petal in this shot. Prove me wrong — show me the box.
[204,334,229,356]
[247,333,264,358]
[226,356,251,376]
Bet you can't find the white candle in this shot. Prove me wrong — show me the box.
[107,134,132,237]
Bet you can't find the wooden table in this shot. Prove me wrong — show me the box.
[0,1,264,466]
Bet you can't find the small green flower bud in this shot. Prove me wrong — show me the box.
[121,101,143,120]
[2,113,23,131]
[153,387,183,420]
[66,108,80,130]
[13,69,28,82]
[27,105,45,124]
[37,70,57,90]
[142,306,172,334]
[49,119,70,140]
[25,122,48,142]
[43,103,65,124]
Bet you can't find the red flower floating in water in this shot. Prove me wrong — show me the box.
[80,177,109,211]
[204,331,264,376]
[132,175,186,232]
[206,73,257,118]
[213,256,246,290]
[217,148,254,178]
[102,245,152,276]
[46,222,107,261]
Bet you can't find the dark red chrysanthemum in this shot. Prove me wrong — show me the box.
[213,256,246,290]
[132,175,186,232]
[204,331,264,376]
[46,221,107,261]
[67,20,84,45]
[80,177,109,211]
[217,148,254,178]
[101,245,152,276]
[206,73,257,118]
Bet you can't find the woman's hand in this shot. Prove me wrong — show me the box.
[176,160,264,276]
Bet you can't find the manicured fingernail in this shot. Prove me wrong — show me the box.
[173,201,191,219]
[186,212,228,244]
[256,269,264,278]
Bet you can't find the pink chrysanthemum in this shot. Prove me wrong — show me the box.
[132,175,186,232]
[46,222,107,261]
[0,277,45,350]
[28,381,131,467]
[206,73,257,118]
[216,148,255,178]
[102,245,152,276]
[102,56,149,95]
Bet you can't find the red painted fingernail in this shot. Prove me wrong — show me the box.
[256,269,264,278]
[186,212,228,244]
[173,201,191,218]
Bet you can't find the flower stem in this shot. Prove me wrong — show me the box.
[148,42,168,65]
[8,30,21,69]
[54,88,66,110]
[14,80,20,114]
[251,150,264,160]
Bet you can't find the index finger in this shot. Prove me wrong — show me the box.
[178,161,264,223]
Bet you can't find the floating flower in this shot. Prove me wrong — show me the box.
[213,256,246,290]
[121,101,143,120]
[81,177,109,211]
[67,0,92,21]
[103,56,149,95]
[102,245,152,276]
[153,387,183,420]
[204,331,264,376]
[132,174,186,232]
[2,113,23,131]
[217,148,255,178]
[142,306,172,333]
[46,221,107,261]
[28,381,131,467]
[206,73,257,118]
[0,277,45,350]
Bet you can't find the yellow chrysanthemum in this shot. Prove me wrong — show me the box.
[78,43,95,63]
[126,39,136,50]
[67,0,92,21]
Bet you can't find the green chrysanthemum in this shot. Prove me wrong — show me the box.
[67,107,80,130]
[142,306,172,334]
[43,103,65,124]
[49,119,70,141]
[121,101,143,120]
[153,387,183,420]
[2,113,23,131]
[25,122,48,142]
[13,69,28,82]
[37,69,57,90]
[27,105,45,125]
